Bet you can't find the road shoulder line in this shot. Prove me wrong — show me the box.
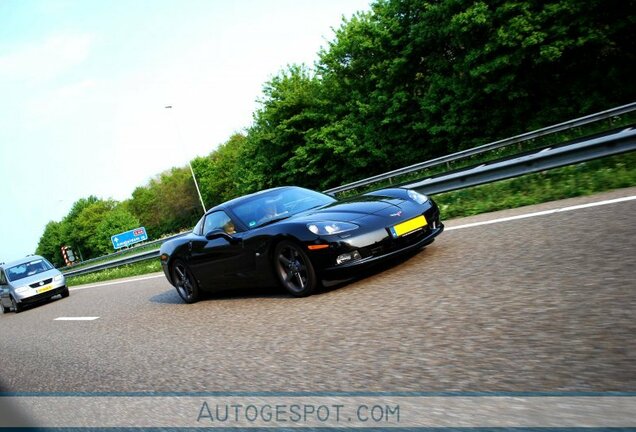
[446,195,636,231]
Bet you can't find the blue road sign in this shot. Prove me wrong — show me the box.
[111,227,148,249]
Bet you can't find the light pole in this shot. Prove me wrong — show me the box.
[164,105,207,214]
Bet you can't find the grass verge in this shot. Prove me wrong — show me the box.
[435,152,635,218]
[66,259,162,287]
[67,152,635,287]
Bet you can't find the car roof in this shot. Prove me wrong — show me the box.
[1,255,47,269]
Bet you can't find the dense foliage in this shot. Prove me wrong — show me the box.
[36,0,636,265]
[127,167,202,238]
[36,197,140,266]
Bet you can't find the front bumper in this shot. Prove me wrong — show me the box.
[15,285,67,304]
[321,224,444,278]
[160,261,173,286]
[313,203,444,278]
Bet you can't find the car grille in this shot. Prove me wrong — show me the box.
[29,278,53,288]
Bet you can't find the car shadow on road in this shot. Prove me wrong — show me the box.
[2,293,66,315]
[149,285,290,304]
[150,246,428,304]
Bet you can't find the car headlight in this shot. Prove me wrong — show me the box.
[307,221,359,235]
[15,286,30,294]
[54,274,64,282]
[407,189,429,204]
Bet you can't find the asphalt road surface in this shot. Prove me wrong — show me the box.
[1,188,635,393]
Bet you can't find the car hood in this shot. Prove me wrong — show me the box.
[10,269,61,288]
[293,194,407,223]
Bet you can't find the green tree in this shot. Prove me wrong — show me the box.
[56,196,101,260]
[407,0,636,149]
[35,221,64,267]
[95,206,141,255]
[314,0,636,181]
[157,166,202,232]
[128,183,161,237]
[127,167,201,238]
[192,133,249,206]
[69,199,118,259]
[241,64,329,190]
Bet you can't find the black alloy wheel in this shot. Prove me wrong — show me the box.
[274,240,317,297]
[171,259,200,303]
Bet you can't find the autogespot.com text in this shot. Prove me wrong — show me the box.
[197,401,400,425]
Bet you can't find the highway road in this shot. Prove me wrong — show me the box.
[1,188,635,394]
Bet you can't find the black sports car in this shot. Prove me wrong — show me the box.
[160,186,443,302]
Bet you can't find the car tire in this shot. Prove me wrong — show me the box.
[274,240,318,297]
[1,303,10,313]
[11,297,22,313]
[61,287,70,298]
[171,259,200,304]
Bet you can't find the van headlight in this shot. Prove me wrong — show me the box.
[54,274,64,282]
[15,286,30,294]
[407,190,429,204]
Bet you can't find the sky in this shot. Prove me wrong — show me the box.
[0,0,371,262]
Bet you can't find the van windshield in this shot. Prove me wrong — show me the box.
[7,259,53,282]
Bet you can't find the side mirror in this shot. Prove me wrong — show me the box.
[205,229,240,244]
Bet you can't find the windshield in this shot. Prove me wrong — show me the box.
[231,187,335,229]
[6,259,54,282]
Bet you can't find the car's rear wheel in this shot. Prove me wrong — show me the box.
[274,240,318,297]
[171,259,200,303]
[11,297,22,313]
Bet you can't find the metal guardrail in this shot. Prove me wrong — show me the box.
[404,126,636,195]
[324,102,636,195]
[62,232,189,277]
[64,250,161,277]
[64,103,636,279]
[68,232,188,269]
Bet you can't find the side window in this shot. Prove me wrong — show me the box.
[203,211,237,235]
[192,216,205,236]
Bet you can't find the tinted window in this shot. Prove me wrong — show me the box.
[192,216,204,235]
[231,187,335,229]
[203,211,236,235]
[7,259,53,282]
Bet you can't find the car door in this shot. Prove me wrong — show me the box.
[0,269,11,308]
[187,210,254,287]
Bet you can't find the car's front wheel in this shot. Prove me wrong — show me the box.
[61,287,70,298]
[11,297,22,313]
[171,259,200,303]
[274,240,318,297]
[1,303,10,313]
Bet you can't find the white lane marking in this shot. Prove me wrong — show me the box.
[446,195,636,231]
[69,274,164,291]
[54,317,100,321]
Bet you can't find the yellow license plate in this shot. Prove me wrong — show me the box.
[390,215,427,237]
[36,285,52,294]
